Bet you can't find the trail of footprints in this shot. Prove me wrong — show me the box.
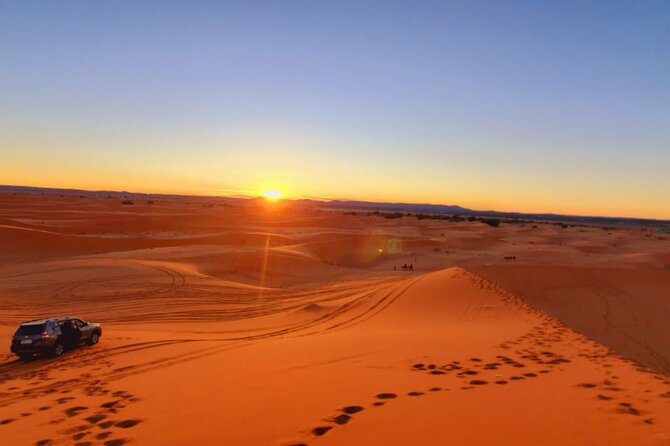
[0,341,145,445]
[0,387,143,446]
[286,317,670,444]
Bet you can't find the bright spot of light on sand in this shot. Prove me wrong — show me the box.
[261,189,283,201]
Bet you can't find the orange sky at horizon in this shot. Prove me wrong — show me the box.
[3,126,668,220]
[2,170,668,221]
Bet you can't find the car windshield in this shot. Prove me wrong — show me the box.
[15,324,44,335]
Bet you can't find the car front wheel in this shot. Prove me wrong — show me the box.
[88,332,100,345]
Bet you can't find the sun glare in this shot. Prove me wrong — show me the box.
[261,189,283,201]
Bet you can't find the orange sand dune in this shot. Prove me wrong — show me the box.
[0,193,668,445]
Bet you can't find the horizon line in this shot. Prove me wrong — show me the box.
[1,183,669,224]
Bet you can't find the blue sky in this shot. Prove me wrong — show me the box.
[1,1,669,217]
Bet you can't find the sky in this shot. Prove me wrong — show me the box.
[1,1,669,219]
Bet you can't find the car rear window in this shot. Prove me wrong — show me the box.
[15,324,45,335]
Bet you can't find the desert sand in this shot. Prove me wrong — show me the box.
[0,193,669,445]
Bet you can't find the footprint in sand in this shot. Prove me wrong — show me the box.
[376,393,397,400]
[65,406,88,417]
[85,414,107,424]
[407,391,424,396]
[312,426,332,436]
[469,380,488,385]
[332,414,351,425]
[617,402,640,416]
[103,440,128,446]
[301,402,369,441]
[72,432,88,441]
[115,419,142,429]
[342,406,364,414]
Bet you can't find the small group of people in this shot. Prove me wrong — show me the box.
[503,255,517,261]
[394,264,414,271]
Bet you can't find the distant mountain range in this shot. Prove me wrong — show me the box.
[1,185,667,226]
[326,200,472,214]
[324,199,669,226]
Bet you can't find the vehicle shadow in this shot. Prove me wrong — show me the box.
[0,348,79,381]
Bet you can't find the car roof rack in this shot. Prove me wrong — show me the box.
[21,316,78,325]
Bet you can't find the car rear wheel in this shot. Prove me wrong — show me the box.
[52,342,64,357]
[88,332,100,345]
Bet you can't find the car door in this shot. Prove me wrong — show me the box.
[59,320,75,346]
[75,319,91,341]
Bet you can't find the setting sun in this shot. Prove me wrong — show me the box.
[261,189,283,201]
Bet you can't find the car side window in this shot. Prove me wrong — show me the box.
[76,319,86,327]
